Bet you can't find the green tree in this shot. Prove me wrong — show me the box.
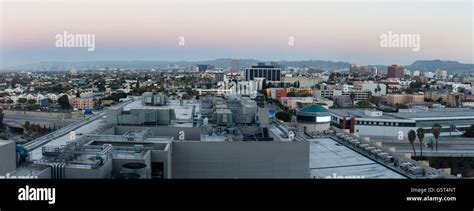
[136,86,150,95]
[408,130,417,156]
[23,121,30,131]
[0,108,4,127]
[18,98,27,104]
[27,99,37,105]
[57,95,71,109]
[410,81,423,89]
[432,123,442,151]
[349,92,356,106]
[375,84,381,95]
[356,100,371,108]
[275,111,291,122]
[97,83,106,92]
[261,79,267,90]
[416,128,425,157]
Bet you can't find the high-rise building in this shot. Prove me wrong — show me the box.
[231,59,240,72]
[350,64,372,77]
[245,63,281,81]
[197,64,215,72]
[214,72,225,82]
[387,65,405,78]
[371,67,378,76]
[197,64,208,72]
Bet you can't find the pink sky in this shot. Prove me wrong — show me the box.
[1,0,472,67]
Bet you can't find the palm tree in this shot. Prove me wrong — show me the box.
[375,84,381,96]
[408,130,417,156]
[432,124,442,151]
[349,92,356,107]
[416,128,425,157]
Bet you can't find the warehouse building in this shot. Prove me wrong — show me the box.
[330,108,474,138]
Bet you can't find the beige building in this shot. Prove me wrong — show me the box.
[386,94,424,105]
[425,90,460,107]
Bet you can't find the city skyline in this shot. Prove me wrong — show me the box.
[1,0,473,68]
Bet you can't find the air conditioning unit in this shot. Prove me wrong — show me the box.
[408,166,425,175]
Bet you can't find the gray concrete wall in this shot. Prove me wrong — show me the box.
[297,122,330,133]
[115,126,202,140]
[102,126,115,135]
[150,148,171,178]
[106,108,121,125]
[171,141,309,178]
[65,159,113,179]
[36,166,52,179]
[0,141,16,175]
[111,151,151,179]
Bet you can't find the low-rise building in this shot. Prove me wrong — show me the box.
[296,105,331,134]
[71,98,96,110]
[330,108,474,138]
[386,94,424,105]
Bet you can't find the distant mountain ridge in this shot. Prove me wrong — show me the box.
[2,59,472,73]
[2,59,352,72]
[406,60,473,72]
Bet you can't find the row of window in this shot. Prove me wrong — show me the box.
[356,121,416,127]
[357,121,396,126]
[245,68,281,81]
[331,116,419,127]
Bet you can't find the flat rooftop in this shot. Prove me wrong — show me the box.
[0,140,14,147]
[9,164,50,177]
[88,140,169,150]
[330,108,474,120]
[123,99,200,121]
[30,117,105,160]
[309,138,405,178]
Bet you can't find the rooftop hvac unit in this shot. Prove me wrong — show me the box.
[427,173,443,179]
[364,146,375,152]
[400,162,415,171]
[371,149,382,155]
[377,152,390,158]
[408,166,425,175]
[120,163,148,179]
[133,145,144,153]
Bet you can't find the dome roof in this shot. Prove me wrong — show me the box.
[299,104,328,113]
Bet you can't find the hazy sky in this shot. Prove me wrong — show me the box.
[0,0,473,68]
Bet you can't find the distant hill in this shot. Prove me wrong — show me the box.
[2,59,351,72]
[407,60,474,72]
[2,58,472,73]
